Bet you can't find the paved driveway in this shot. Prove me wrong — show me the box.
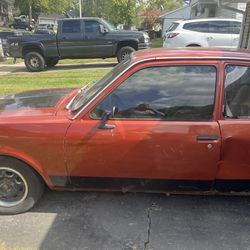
[0,62,117,75]
[1,190,250,250]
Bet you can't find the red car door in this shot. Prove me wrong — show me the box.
[65,61,221,192]
[216,61,250,191]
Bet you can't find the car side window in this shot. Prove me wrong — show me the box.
[208,21,231,34]
[84,21,102,38]
[230,21,241,34]
[224,65,250,118]
[183,22,209,32]
[62,20,81,34]
[91,65,217,121]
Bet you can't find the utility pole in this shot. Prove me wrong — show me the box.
[239,0,250,49]
[29,0,32,24]
[79,0,82,18]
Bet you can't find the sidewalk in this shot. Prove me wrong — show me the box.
[0,62,117,75]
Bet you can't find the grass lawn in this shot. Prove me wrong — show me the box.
[0,26,14,31]
[0,68,109,96]
[0,58,23,64]
[152,38,163,48]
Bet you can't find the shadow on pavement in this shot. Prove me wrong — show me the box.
[34,191,250,250]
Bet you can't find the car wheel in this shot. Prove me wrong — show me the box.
[24,52,45,72]
[10,25,14,29]
[45,58,59,67]
[117,46,135,63]
[0,157,44,215]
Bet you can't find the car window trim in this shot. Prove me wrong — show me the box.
[89,64,218,122]
[223,61,250,120]
[72,57,250,120]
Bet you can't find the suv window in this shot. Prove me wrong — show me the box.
[84,20,102,37]
[62,20,81,34]
[229,21,241,34]
[224,65,250,118]
[91,65,217,120]
[207,21,231,34]
[183,22,209,32]
[167,22,179,32]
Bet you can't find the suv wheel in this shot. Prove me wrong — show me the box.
[117,46,135,63]
[24,52,45,72]
[0,158,44,215]
[45,58,59,67]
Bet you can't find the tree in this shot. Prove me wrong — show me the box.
[80,0,138,28]
[14,0,73,18]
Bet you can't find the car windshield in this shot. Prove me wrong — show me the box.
[102,19,117,31]
[69,58,131,113]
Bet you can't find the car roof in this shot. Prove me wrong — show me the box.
[58,17,102,21]
[132,48,250,63]
[174,18,242,24]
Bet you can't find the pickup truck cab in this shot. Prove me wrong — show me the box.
[8,18,151,72]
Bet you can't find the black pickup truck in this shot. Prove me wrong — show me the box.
[8,18,151,72]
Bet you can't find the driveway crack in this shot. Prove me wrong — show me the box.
[144,207,152,250]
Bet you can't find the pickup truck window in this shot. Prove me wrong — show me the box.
[84,21,102,37]
[91,65,217,120]
[62,20,81,34]
[224,65,250,118]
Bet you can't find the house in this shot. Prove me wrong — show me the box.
[190,0,246,20]
[159,5,191,36]
[0,0,13,26]
[38,13,65,26]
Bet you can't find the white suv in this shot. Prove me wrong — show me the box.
[163,18,242,49]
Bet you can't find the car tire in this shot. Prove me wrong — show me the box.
[10,25,14,29]
[0,157,44,215]
[117,46,135,63]
[186,44,201,47]
[24,52,45,72]
[45,58,59,67]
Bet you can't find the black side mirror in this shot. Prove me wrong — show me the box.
[98,107,117,130]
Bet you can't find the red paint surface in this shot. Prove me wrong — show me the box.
[0,48,249,189]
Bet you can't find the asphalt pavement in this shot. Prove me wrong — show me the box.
[1,190,250,250]
[0,62,117,75]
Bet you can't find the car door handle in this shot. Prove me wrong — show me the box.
[196,135,219,141]
[206,37,213,41]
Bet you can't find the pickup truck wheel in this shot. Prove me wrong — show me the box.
[117,46,135,63]
[0,158,44,215]
[46,58,59,67]
[24,52,45,72]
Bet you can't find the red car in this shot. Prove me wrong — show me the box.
[0,48,250,214]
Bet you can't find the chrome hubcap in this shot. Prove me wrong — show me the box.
[30,56,40,68]
[121,51,130,61]
[0,168,28,207]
